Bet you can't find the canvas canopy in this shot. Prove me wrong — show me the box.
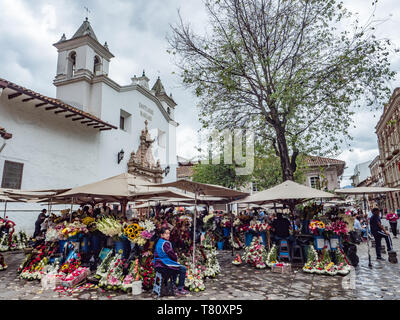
[236,180,335,205]
[148,180,249,199]
[53,173,153,202]
[335,186,400,194]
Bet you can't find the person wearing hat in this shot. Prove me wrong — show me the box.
[386,210,399,239]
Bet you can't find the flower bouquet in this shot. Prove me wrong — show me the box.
[336,249,351,275]
[61,221,89,239]
[318,247,333,275]
[249,221,269,233]
[96,217,124,240]
[45,227,60,242]
[98,252,125,291]
[309,220,325,236]
[130,219,156,246]
[0,233,10,252]
[329,220,348,236]
[266,245,278,268]
[302,246,319,274]
[20,256,50,280]
[203,213,216,231]
[324,262,338,276]
[123,223,144,242]
[94,249,114,280]
[242,236,268,269]
[185,265,205,292]
[128,255,155,290]
[120,258,141,293]
[232,254,242,266]
[82,216,97,232]
[59,257,81,275]
[203,245,220,277]
[229,235,243,249]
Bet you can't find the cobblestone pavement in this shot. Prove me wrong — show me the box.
[1,225,399,300]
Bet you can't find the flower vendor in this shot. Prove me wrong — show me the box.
[153,227,189,295]
[33,209,47,239]
[270,212,293,246]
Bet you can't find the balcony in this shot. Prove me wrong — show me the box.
[393,147,400,156]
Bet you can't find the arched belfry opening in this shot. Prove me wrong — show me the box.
[94,55,101,75]
[67,51,76,79]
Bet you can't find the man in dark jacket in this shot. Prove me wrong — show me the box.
[370,207,395,260]
[271,212,291,243]
[33,209,47,238]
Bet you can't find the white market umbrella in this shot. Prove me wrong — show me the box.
[335,186,400,268]
[237,180,335,205]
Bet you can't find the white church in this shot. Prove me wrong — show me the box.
[0,18,180,196]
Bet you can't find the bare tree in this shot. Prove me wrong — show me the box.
[168,0,396,181]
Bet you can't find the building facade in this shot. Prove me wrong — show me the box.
[0,18,179,193]
[350,160,373,187]
[303,156,345,191]
[376,88,400,210]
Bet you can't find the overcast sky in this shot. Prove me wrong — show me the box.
[1,0,399,188]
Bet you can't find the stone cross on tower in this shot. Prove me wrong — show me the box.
[84,6,91,20]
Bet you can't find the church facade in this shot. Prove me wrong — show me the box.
[0,18,179,192]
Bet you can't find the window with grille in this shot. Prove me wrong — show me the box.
[309,176,320,189]
[1,160,24,189]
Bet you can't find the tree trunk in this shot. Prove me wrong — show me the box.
[274,124,295,181]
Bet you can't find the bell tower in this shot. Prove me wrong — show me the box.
[53,18,114,114]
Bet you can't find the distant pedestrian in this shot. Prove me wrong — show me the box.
[370,207,395,260]
[386,210,399,239]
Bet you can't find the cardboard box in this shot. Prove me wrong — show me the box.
[271,263,292,274]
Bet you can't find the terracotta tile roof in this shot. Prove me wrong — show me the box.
[177,165,194,179]
[305,155,345,167]
[0,77,117,131]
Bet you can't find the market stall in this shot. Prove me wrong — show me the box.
[147,180,249,268]
[13,174,240,295]
[335,186,400,267]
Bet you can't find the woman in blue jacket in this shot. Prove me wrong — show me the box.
[153,227,188,295]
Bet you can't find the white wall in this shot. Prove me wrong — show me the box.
[0,91,102,234]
